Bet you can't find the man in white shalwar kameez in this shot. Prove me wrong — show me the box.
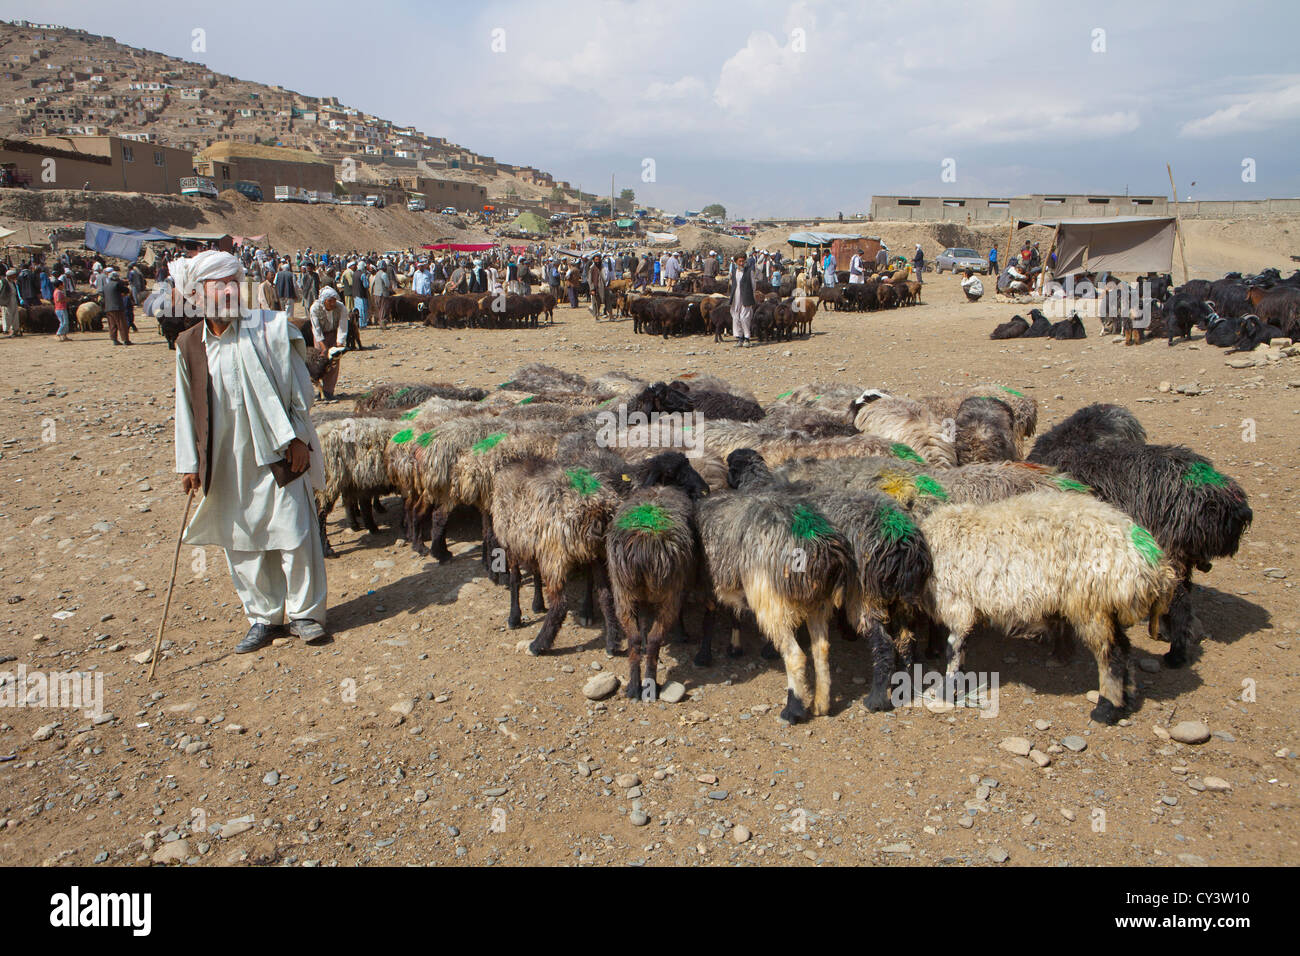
[172,250,329,654]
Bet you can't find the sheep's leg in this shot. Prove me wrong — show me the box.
[1162,577,1195,669]
[944,628,970,676]
[1084,615,1133,724]
[772,626,811,724]
[835,603,859,641]
[808,608,833,717]
[527,581,568,655]
[695,601,721,667]
[730,617,750,657]
[1050,619,1076,661]
[357,494,380,534]
[344,493,363,532]
[670,607,689,644]
[531,573,546,614]
[864,613,896,713]
[318,510,336,559]
[593,563,621,656]
[625,605,646,700]
[923,616,946,659]
[370,495,386,514]
[427,506,453,562]
[507,563,523,629]
[645,594,682,692]
[576,568,596,627]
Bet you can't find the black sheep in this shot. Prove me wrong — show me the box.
[1158,294,1216,346]
[1226,314,1286,353]
[1029,404,1252,668]
[1048,312,1087,339]
[990,314,1029,339]
[1023,308,1053,337]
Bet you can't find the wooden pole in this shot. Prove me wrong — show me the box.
[1166,163,1190,284]
[1005,214,1016,280]
[147,490,195,681]
[1040,223,1061,292]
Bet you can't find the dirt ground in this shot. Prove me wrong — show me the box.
[0,260,1296,869]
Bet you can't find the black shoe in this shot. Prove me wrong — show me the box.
[289,618,327,643]
[234,623,274,654]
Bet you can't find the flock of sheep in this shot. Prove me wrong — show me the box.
[311,364,1252,724]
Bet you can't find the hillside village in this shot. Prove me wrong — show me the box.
[0,19,629,217]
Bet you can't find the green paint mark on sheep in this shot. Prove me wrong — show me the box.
[566,467,601,496]
[518,396,536,405]
[390,428,414,445]
[790,505,833,541]
[1000,386,1025,398]
[616,503,673,533]
[471,431,507,454]
[1183,460,1229,488]
[497,380,516,389]
[598,397,613,407]
[1130,525,1163,565]
[878,506,916,544]
[914,475,948,500]
[1054,476,1091,493]
[890,442,924,464]
[362,390,374,400]
[416,431,435,447]
[400,409,418,421]
[394,387,410,400]
[775,390,794,400]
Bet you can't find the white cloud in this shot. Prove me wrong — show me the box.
[1179,79,1300,137]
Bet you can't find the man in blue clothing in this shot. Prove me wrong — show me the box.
[988,246,998,276]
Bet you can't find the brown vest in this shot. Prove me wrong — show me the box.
[177,322,214,493]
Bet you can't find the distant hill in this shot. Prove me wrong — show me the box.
[0,18,588,206]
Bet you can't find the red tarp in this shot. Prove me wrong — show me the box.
[421,242,495,252]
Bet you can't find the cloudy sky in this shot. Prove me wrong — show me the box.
[5,0,1298,217]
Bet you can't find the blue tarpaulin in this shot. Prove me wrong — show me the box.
[84,222,174,259]
[787,231,862,247]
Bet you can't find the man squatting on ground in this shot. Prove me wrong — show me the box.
[173,250,330,654]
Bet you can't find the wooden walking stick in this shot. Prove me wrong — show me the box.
[148,489,195,681]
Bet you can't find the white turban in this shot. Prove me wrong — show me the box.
[170,250,244,301]
[320,286,338,301]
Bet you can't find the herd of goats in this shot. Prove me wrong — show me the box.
[309,363,1252,724]
[988,267,1300,349]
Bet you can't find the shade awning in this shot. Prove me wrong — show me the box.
[84,222,174,259]
[1025,217,1176,276]
[788,231,862,247]
[421,242,495,252]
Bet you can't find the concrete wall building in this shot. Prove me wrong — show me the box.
[2,133,192,192]
[195,141,333,193]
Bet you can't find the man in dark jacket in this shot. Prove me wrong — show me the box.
[273,260,298,319]
[17,263,42,304]
[103,268,131,345]
[299,261,320,311]
[729,254,755,347]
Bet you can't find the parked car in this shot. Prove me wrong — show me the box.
[935,248,988,274]
[440,206,459,214]
[407,198,427,212]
